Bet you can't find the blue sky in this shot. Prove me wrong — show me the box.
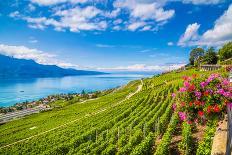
[0,0,231,71]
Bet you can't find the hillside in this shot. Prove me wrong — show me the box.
[0,68,228,155]
[0,55,105,78]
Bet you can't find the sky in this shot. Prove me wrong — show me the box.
[0,0,231,72]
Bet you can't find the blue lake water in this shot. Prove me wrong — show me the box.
[0,73,156,107]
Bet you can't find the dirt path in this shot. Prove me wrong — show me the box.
[0,80,143,149]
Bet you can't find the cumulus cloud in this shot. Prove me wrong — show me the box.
[113,19,123,25]
[0,44,80,69]
[10,0,176,32]
[127,21,146,31]
[200,4,232,46]
[129,2,174,22]
[178,4,232,47]
[140,25,152,31]
[97,63,186,71]
[113,0,175,31]
[10,6,108,32]
[31,0,87,6]
[178,23,200,46]
[9,0,226,33]
[181,0,224,5]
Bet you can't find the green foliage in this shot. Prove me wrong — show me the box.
[131,132,154,155]
[102,144,117,155]
[202,47,218,64]
[218,42,232,61]
[51,145,69,155]
[189,48,205,66]
[196,118,218,155]
[154,113,179,155]
[178,122,193,155]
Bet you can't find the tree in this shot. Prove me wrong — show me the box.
[189,48,204,66]
[81,90,86,95]
[203,47,218,64]
[218,42,232,61]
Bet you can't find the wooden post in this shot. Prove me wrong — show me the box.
[226,105,232,155]
[96,130,98,142]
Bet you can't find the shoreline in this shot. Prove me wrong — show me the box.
[0,73,152,107]
[0,87,117,123]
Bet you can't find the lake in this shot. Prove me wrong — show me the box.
[0,73,156,107]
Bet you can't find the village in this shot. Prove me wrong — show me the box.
[0,88,115,124]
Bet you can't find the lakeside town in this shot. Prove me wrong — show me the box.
[0,88,116,124]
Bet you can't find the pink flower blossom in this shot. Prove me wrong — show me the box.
[172,103,177,111]
[216,84,221,89]
[222,79,230,86]
[172,93,176,98]
[195,91,201,99]
[200,81,208,88]
[207,89,213,94]
[217,89,225,95]
[207,74,219,83]
[229,87,232,91]
[179,87,187,92]
[184,81,190,87]
[223,92,232,98]
[182,76,191,81]
[194,119,198,124]
[178,112,187,121]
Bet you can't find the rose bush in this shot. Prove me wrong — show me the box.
[173,73,232,124]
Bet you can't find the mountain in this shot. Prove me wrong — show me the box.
[0,54,105,78]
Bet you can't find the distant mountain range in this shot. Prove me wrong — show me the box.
[0,54,105,78]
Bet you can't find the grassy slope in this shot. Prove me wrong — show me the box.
[0,80,140,145]
[0,69,225,155]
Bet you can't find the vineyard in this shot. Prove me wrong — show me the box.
[0,69,228,155]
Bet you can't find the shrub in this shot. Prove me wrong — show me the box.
[173,73,231,124]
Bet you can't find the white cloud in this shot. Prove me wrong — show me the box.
[113,19,123,25]
[113,0,175,31]
[127,21,146,31]
[112,25,121,30]
[167,42,174,46]
[97,63,186,71]
[141,25,152,31]
[178,23,200,46]
[96,44,115,48]
[131,3,174,22]
[10,0,175,32]
[178,4,232,47]
[54,6,107,32]
[105,8,121,18]
[138,49,151,53]
[10,6,108,32]
[9,11,20,18]
[0,44,80,69]
[181,0,224,5]
[0,44,54,64]
[200,4,232,46]
[31,0,87,6]
[28,4,36,11]
[9,0,225,34]
[29,39,38,43]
